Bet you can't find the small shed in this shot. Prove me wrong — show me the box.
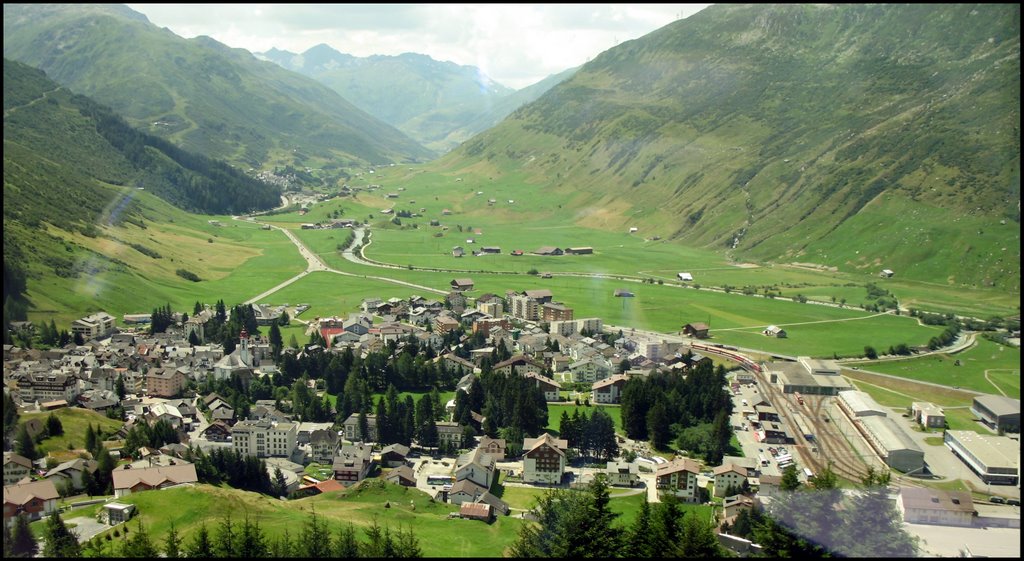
[677,272,693,281]
[459,502,493,522]
[614,289,635,298]
[762,325,787,338]
[880,269,894,278]
[105,502,136,525]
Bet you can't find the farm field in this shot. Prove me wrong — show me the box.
[857,338,1020,399]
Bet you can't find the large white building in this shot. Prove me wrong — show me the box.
[71,312,116,340]
[231,419,297,459]
[522,433,567,484]
[858,415,925,473]
[944,430,1019,485]
[549,317,603,337]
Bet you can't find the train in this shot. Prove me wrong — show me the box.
[691,342,762,373]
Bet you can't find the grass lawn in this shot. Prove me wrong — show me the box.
[844,372,986,433]
[20,407,124,458]
[79,481,526,558]
[858,338,1020,398]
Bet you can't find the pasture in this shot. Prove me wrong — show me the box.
[858,338,1020,398]
[20,407,124,458]
[546,404,624,435]
[78,481,526,558]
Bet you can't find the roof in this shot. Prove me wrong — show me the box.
[685,322,709,331]
[973,395,1021,417]
[900,487,974,514]
[656,457,701,477]
[713,463,748,477]
[385,465,416,483]
[4,452,33,470]
[523,433,568,456]
[459,502,491,519]
[523,289,553,299]
[111,464,198,491]
[452,278,475,286]
[592,373,630,390]
[860,416,924,454]
[945,431,1020,470]
[477,491,510,514]
[450,479,487,496]
[3,479,59,506]
[838,390,888,416]
[381,443,410,457]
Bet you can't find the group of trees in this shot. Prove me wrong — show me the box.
[511,477,722,557]
[185,445,273,495]
[558,408,618,460]
[620,361,733,463]
[122,418,179,459]
[81,507,422,558]
[478,369,549,449]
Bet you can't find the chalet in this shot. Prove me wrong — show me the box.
[713,464,749,497]
[455,448,496,488]
[435,421,466,450]
[564,247,593,255]
[449,479,488,505]
[451,278,475,292]
[333,444,375,485]
[655,458,701,502]
[492,355,545,377]
[526,373,561,402]
[442,353,477,376]
[533,246,563,256]
[3,453,33,486]
[592,374,630,404]
[452,246,465,258]
[762,325,787,338]
[45,458,98,491]
[342,413,378,442]
[201,421,232,442]
[523,433,568,484]
[3,479,59,523]
[682,323,710,339]
[478,436,507,461]
[385,464,417,487]
[112,463,198,498]
[604,461,639,487]
[310,429,339,464]
[380,444,411,468]
[723,495,756,523]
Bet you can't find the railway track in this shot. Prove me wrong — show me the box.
[695,342,887,485]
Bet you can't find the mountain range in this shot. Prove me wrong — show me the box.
[443,3,1020,290]
[257,44,577,153]
[2,2,1020,322]
[3,3,434,169]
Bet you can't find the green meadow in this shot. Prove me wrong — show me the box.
[21,407,124,461]
[72,482,525,558]
[844,370,981,433]
[858,338,1020,398]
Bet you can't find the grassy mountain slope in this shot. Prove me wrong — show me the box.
[442,3,1020,292]
[259,44,575,153]
[3,58,300,325]
[3,3,434,169]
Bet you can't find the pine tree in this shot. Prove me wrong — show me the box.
[679,511,722,557]
[214,515,235,558]
[269,320,283,358]
[237,514,269,558]
[42,511,81,558]
[334,524,360,557]
[84,423,97,454]
[626,496,654,558]
[163,522,181,558]
[300,507,332,558]
[46,413,63,437]
[185,524,214,558]
[273,466,288,498]
[15,423,37,460]
[10,513,38,558]
[121,519,158,557]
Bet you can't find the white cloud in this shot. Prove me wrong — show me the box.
[127,3,710,89]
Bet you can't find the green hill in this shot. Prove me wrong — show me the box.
[3,3,434,169]
[259,45,575,153]
[3,58,295,326]
[440,3,1020,292]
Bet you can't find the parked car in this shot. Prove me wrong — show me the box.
[1006,498,1020,506]
[989,496,1006,504]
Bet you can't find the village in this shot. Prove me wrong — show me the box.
[3,280,1021,556]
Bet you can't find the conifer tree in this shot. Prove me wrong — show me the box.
[42,511,81,558]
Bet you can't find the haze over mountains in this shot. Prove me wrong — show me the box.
[257,44,578,153]
[2,2,1020,322]
[3,3,433,169]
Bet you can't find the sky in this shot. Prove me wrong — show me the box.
[126,4,711,89]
